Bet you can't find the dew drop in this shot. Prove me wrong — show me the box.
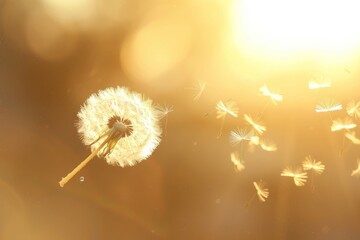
[80,176,85,182]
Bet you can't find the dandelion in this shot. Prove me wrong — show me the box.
[216,100,238,137]
[351,160,360,177]
[302,156,325,175]
[260,141,277,152]
[308,76,331,89]
[253,180,269,202]
[229,128,256,146]
[244,114,266,135]
[346,100,360,118]
[230,152,245,172]
[192,81,207,101]
[59,87,162,187]
[315,99,342,113]
[281,167,308,186]
[330,118,356,132]
[259,85,283,104]
[249,135,260,146]
[345,131,360,145]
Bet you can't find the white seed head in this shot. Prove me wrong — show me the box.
[77,87,162,167]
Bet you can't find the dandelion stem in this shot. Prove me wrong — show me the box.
[217,116,226,138]
[59,138,108,187]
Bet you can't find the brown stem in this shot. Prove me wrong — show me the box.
[59,139,108,187]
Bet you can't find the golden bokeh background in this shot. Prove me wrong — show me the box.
[1,0,360,239]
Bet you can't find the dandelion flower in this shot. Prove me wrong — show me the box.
[281,167,308,186]
[59,87,162,187]
[230,152,245,172]
[308,76,331,90]
[244,114,266,135]
[330,118,356,132]
[229,128,255,146]
[260,141,277,152]
[253,180,269,202]
[346,100,360,118]
[302,156,325,175]
[315,99,342,113]
[351,160,360,177]
[345,131,360,145]
[259,85,283,104]
[192,80,206,101]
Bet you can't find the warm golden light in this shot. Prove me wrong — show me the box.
[232,0,360,58]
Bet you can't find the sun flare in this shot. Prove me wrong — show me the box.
[231,0,360,59]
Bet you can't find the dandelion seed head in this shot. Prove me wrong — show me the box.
[216,100,239,118]
[346,100,360,118]
[77,87,162,167]
[331,118,356,132]
[302,156,325,175]
[315,99,342,113]
[230,152,245,172]
[253,180,269,202]
[244,114,266,135]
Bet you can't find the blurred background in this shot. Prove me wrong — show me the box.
[1,0,360,239]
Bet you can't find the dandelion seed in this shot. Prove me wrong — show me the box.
[216,100,238,137]
[216,100,238,118]
[244,114,266,135]
[249,135,260,146]
[315,99,342,113]
[302,156,325,175]
[192,81,206,101]
[155,104,174,119]
[351,160,360,177]
[260,141,277,152]
[281,167,308,186]
[230,152,245,172]
[346,100,360,118]
[59,87,162,187]
[259,85,283,104]
[345,131,360,144]
[229,128,255,146]
[331,118,356,132]
[308,76,331,89]
[253,180,269,202]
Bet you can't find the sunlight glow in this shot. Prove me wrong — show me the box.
[231,0,360,58]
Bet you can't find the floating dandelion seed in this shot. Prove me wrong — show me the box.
[330,118,356,132]
[351,160,360,177]
[216,100,238,137]
[216,100,238,118]
[302,156,325,175]
[308,77,331,89]
[345,131,360,145]
[281,167,308,186]
[249,135,260,146]
[155,104,173,136]
[192,81,207,101]
[260,141,277,152]
[59,87,162,187]
[346,100,360,118]
[253,180,269,202]
[315,99,342,113]
[230,152,245,172]
[244,114,266,135]
[259,85,283,104]
[229,128,255,146]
